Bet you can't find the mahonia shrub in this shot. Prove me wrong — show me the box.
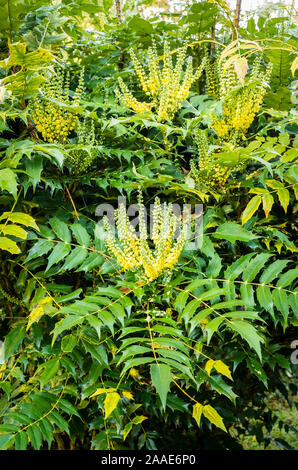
[31,66,84,142]
[115,40,207,121]
[104,192,188,281]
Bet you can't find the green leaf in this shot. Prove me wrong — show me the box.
[213,222,257,244]
[224,253,255,281]
[61,334,77,353]
[58,399,80,418]
[0,424,19,432]
[48,410,69,433]
[242,254,272,282]
[78,252,104,271]
[257,285,274,316]
[273,289,289,325]
[174,291,189,314]
[49,217,71,242]
[15,431,28,450]
[71,223,90,247]
[205,317,224,343]
[51,315,84,344]
[25,239,53,262]
[46,242,71,271]
[4,326,25,360]
[87,316,102,339]
[230,320,263,360]
[0,433,15,450]
[0,168,18,198]
[276,269,298,288]
[27,424,43,450]
[150,363,172,411]
[39,358,60,387]
[83,341,108,366]
[61,246,88,271]
[25,156,43,191]
[209,375,238,404]
[121,357,155,376]
[128,16,153,33]
[109,302,126,326]
[259,260,289,284]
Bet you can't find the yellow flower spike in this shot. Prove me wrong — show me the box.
[115,40,206,122]
[206,53,272,141]
[103,191,188,282]
[31,66,84,143]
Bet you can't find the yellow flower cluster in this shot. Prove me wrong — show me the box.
[115,41,207,122]
[31,67,84,143]
[206,56,272,140]
[104,192,188,281]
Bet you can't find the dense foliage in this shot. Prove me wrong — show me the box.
[0,0,297,451]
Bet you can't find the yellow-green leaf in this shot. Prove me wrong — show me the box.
[0,212,39,231]
[104,392,120,419]
[26,297,52,331]
[205,359,214,376]
[27,306,43,331]
[291,55,298,76]
[241,195,262,225]
[132,415,147,425]
[90,388,117,398]
[122,391,134,400]
[213,360,233,381]
[123,416,147,441]
[203,404,227,432]
[262,193,274,218]
[0,224,27,239]
[192,403,204,428]
[0,236,20,254]
[277,188,290,213]
[123,422,133,441]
